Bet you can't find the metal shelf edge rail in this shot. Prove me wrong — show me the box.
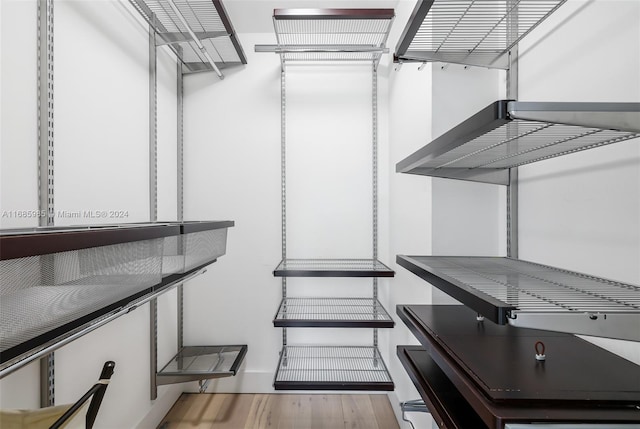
[395,101,640,185]
[394,0,568,69]
[273,258,395,277]
[0,222,233,377]
[156,344,247,386]
[273,345,394,391]
[396,255,640,341]
[273,297,395,328]
[129,0,247,76]
[254,8,395,68]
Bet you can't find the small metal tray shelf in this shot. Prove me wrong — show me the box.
[273,259,395,277]
[273,297,394,328]
[129,0,246,76]
[395,0,568,69]
[397,255,640,341]
[157,345,247,386]
[396,101,640,185]
[274,345,394,391]
[396,305,640,427]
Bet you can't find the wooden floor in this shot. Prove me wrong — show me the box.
[159,393,400,429]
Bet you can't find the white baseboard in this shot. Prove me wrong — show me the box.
[135,385,183,429]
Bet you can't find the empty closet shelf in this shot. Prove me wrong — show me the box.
[157,345,247,385]
[396,100,640,185]
[273,345,393,391]
[255,9,395,65]
[129,0,246,74]
[273,298,394,328]
[396,255,640,341]
[395,0,568,69]
[273,259,395,277]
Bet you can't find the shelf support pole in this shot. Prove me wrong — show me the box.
[372,62,379,349]
[149,13,159,401]
[177,48,185,371]
[38,0,55,407]
[281,66,288,349]
[506,0,519,260]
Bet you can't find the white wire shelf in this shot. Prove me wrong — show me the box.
[255,9,395,66]
[129,0,246,75]
[397,255,640,341]
[396,100,640,184]
[273,297,394,328]
[395,0,568,68]
[274,345,394,390]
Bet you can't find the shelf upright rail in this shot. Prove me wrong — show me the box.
[37,0,55,408]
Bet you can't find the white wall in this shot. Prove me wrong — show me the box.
[517,0,640,364]
[0,1,183,427]
[385,1,639,428]
[182,31,395,392]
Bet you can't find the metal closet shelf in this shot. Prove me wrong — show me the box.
[395,0,568,68]
[397,255,640,341]
[274,345,394,391]
[273,297,394,328]
[273,258,395,277]
[129,0,246,76]
[255,8,395,66]
[0,221,234,376]
[157,345,247,386]
[396,100,640,185]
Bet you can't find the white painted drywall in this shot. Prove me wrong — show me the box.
[182,31,395,392]
[0,1,183,427]
[517,0,640,364]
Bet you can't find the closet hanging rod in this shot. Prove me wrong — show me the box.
[165,0,224,79]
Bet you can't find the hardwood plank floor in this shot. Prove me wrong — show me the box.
[159,394,400,429]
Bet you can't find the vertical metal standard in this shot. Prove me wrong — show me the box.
[149,15,159,401]
[372,63,379,349]
[280,66,287,348]
[177,49,184,354]
[506,0,519,260]
[38,0,55,408]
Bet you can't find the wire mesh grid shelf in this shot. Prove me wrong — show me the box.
[157,345,247,385]
[255,9,395,65]
[129,0,246,74]
[395,0,568,68]
[396,100,640,184]
[274,345,394,390]
[0,222,233,373]
[273,258,395,277]
[273,297,394,328]
[397,255,640,340]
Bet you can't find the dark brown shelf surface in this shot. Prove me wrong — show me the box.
[398,346,488,429]
[398,305,640,403]
[397,305,640,427]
